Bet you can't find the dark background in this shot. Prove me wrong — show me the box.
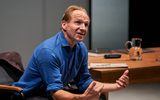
[129,0,160,48]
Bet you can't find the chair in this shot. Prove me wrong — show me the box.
[0,51,50,100]
[0,51,24,100]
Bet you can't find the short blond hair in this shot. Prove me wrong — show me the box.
[62,5,89,22]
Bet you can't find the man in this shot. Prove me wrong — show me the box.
[12,5,129,100]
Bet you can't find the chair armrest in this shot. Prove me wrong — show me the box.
[0,85,25,100]
[0,85,23,92]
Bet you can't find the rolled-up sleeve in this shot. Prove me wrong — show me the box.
[36,48,63,92]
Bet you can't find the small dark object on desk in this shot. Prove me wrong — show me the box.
[104,53,121,59]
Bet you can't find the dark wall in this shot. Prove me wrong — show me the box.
[129,0,160,48]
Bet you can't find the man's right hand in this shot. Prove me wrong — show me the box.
[82,81,104,100]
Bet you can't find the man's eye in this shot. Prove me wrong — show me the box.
[85,23,89,27]
[75,21,81,25]
[75,21,89,27]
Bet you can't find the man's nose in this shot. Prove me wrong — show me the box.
[80,23,86,30]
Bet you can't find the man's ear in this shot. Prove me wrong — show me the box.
[61,21,67,31]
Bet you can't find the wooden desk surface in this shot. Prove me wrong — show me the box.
[89,47,160,84]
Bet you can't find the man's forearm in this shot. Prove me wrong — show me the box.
[102,83,118,92]
[94,81,118,92]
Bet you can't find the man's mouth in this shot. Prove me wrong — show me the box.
[77,32,85,36]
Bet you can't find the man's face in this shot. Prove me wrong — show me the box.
[62,10,90,42]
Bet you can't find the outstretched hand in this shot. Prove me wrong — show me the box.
[115,70,129,89]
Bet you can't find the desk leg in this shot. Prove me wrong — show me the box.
[101,92,108,100]
[104,92,108,100]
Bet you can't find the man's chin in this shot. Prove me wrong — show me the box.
[76,36,85,41]
[75,35,85,42]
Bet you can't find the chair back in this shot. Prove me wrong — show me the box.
[0,51,24,100]
[0,51,24,84]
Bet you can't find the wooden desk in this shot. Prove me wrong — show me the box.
[89,47,160,84]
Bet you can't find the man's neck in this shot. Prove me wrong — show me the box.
[63,31,76,48]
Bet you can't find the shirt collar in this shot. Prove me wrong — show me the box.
[59,31,77,50]
[59,31,70,47]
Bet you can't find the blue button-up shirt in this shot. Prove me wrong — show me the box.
[12,31,92,95]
